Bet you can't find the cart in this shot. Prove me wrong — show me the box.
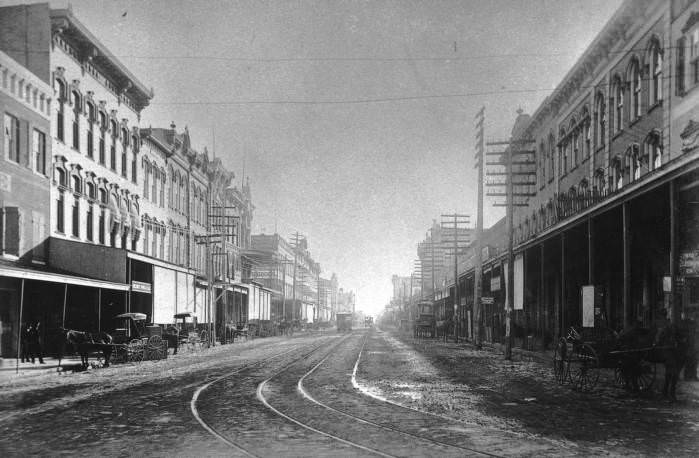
[110,313,169,363]
[166,312,210,351]
[553,325,657,392]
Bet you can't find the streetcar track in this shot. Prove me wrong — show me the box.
[257,332,396,457]
[298,332,501,457]
[190,338,334,456]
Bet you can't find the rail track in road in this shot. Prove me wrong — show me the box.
[259,331,501,457]
[296,334,501,457]
[191,333,357,457]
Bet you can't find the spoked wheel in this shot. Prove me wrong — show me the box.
[620,357,656,392]
[570,343,599,392]
[146,335,164,360]
[553,338,569,385]
[127,339,145,362]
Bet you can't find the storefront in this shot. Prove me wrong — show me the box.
[0,263,129,359]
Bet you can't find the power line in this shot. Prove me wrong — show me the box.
[150,73,679,106]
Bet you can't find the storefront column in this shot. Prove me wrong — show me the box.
[560,233,565,336]
[623,201,631,330]
[539,242,545,336]
[588,217,595,284]
[61,283,68,327]
[670,180,678,323]
[15,278,25,373]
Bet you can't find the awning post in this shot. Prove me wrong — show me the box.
[15,278,25,374]
[62,283,68,328]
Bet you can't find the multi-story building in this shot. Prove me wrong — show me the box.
[0,4,149,335]
[249,233,323,322]
[490,0,699,349]
[0,4,258,343]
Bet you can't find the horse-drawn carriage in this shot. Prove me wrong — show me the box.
[553,323,690,397]
[165,312,210,351]
[110,313,172,363]
[60,313,172,368]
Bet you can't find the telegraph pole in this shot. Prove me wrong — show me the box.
[485,131,536,360]
[473,106,485,349]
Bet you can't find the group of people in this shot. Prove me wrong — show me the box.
[20,320,45,364]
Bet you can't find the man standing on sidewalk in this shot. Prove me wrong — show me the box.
[28,321,45,364]
[20,322,32,363]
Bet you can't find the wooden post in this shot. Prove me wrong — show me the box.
[588,217,595,285]
[623,201,631,329]
[540,242,545,339]
[15,278,25,374]
[670,180,678,323]
[560,232,566,336]
[62,283,68,328]
[98,288,102,333]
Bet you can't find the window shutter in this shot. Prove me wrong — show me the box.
[4,207,21,256]
[677,37,686,96]
[20,120,30,168]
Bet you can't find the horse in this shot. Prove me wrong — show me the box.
[653,322,691,401]
[59,329,114,369]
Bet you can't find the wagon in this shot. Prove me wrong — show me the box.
[110,313,170,363]
[553,325,657,392]
[165,312,210,351]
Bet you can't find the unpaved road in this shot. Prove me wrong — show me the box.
[1,328,697,456]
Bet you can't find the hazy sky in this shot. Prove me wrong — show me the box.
[12,0,623,315]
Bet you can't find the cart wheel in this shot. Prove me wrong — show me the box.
[570,343,599,392]
[127,339,145,362]
[553,338,568,385]
[147,335,164,360]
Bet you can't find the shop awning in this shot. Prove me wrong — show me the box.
[0,263,130,291]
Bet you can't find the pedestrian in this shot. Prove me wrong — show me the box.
[682,314,697,381]
[31,320,46,364]
[20,322,32,363]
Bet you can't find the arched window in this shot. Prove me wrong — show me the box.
[56,78,66,142]
[629,58,641,119]
[86,102,95,159]
[582,107,591,158]
[645,131,662,171]
[613,76,623,133]
[648,40,663,105]
[98,112,107,164]
[152,167,159,204]
[57,167,67,187]
[539,141,546,185]
[131,134,139,183]
[595,92,606,147]
[548,132,555,178]
[612,157,623,190]
[120,128,129,178]
[143,159,150,199]
[570,118,579,166]
[110,120,118,171]
[160,170,166,208]
[72,175,82,194]
[559,127,567,174]
[71,90,81,151]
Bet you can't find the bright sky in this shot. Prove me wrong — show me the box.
[11,0,623,316]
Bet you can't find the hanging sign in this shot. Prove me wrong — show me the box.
[131,280,152,294]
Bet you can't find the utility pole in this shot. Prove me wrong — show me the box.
[485,130,536,360]
[441,213,470,343]
[290,232,305,322]
[473,106,485,349]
